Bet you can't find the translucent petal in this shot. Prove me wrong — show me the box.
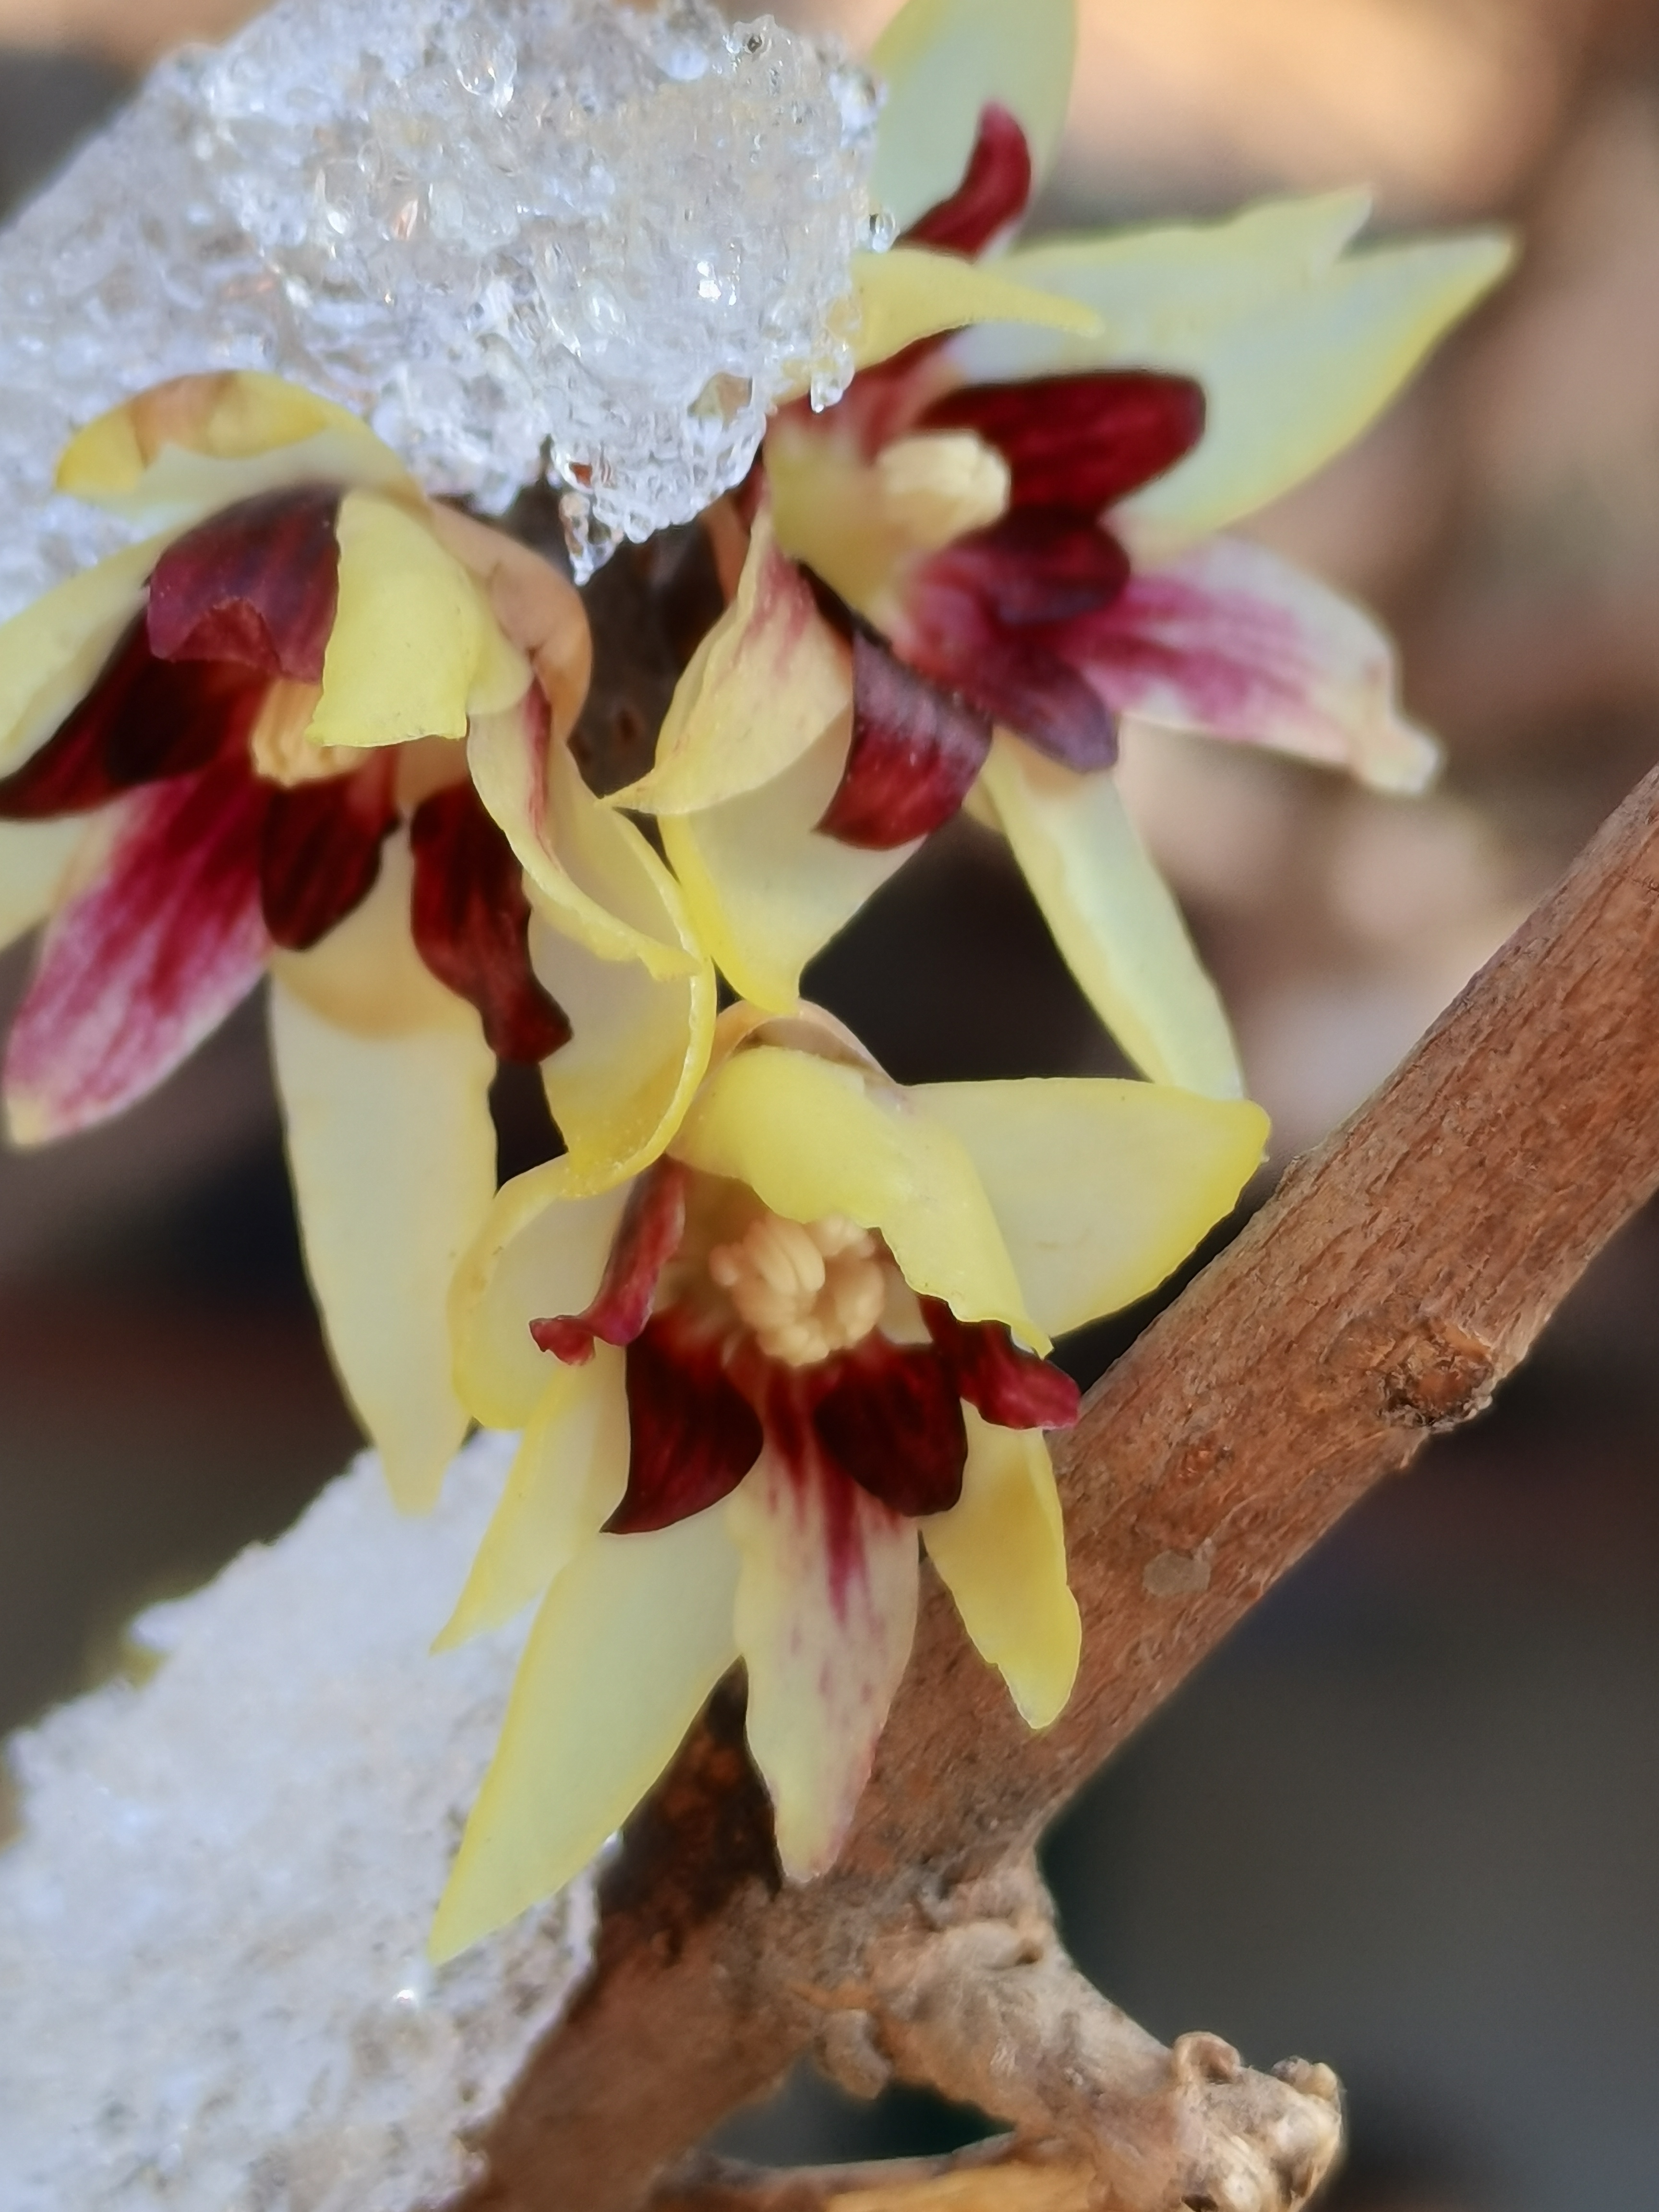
[468,705,699,977]
[1072,535,1441,793]
[449,1164,633,1430]
[57,371,409,528]
[304,493,515,751]
[661,720,914,1012]
[0,536,167,777]
[269,860,497,1513]
[430,1507,741,1959]
[870,0,1076,232]
[978,733,1243,1097]
[923,1410,1078,1727]
[913,1073,1269,1339]
[0,817,90,954]
[851,246,1101,375]
[435,1348,629,1647]
[728,1451,919,1879]
[673,1042,1042,1346]
[956,203,1512,551]
[613,513,850,816]
[530,896,716,1195]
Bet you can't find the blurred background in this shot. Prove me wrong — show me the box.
[2,0,1659,2203]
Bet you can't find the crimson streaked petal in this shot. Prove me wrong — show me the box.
[904,597,1117,772]
[919,372,1207,514]
[259,753,398,951]
[809,1337,968,1517]
[922,1297,1080,1431]
[924,509,1130,628]
[409,776,572,1064]
[0,619,265,818]
[3,762,268,1140]
[146,486,342,680]
[605,1307,764,1533]
[529,1156,690,1365]
[903,103,1034,259]
[817,628,990,850]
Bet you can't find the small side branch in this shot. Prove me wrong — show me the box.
[457,767,1659,2212]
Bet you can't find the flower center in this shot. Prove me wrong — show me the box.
[707,1209,887,1368]
[875,431,1010,553]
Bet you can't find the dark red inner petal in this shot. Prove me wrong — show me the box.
[922,1298,1080,1431]
[919,372,1207,515]
[259,754,398,951]
[146,486,343,681]
[530,1157,691,1365]
[903,102,1034,259]
[817,628,992,850]
[604,1307,765,1534]
[903,596,1118,773]
[408,778,572,1064]
[809,1336,969,1517]
[0,618,269,820]
[924,508,1131,628]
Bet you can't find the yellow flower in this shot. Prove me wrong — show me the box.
[0,372,713,1509]
[428,1003,1267,1956]
[609,0,1514,1104]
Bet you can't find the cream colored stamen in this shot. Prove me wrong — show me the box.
[876,431,1010,553]
[249,677,360,787]
[708,1210,888,1368]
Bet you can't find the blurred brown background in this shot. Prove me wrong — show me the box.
[5,1,1659,2204]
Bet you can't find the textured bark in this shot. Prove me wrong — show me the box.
[456,766,1659,2212]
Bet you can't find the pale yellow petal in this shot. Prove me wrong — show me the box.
[435,1349,629,1647]
[266,828,468,1037]
[871,0,1076,231]
[0,817,96,953]
[58,372,410,528]
[954,192,1377,384]
[728,1453,919,1880]
[672,1042,1043,1346]
[923,1411,1078,1728]
[954,201,1512,552]
[304,492,514,750]
[0,534,168,775]
[850,246,1100,374]
[449,1164,633,1429]
[430,1508,741,1959]
[913,1075,1268,1340]
[532,926,713,1198]
[978,734,1243,1098]
[467,705,697,977]
[269,969,497,1514]
[660,720,914,1013]
[614,512,850,816]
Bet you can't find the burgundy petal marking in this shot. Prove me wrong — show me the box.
[923,508,1131,628]
[529,1157,691,1365]
[902,594,1118,772]
[259,754,399,951]
[146,487,343,680]
[409,775,572,1064]
[3,761,269,1136]
[919,372,1206,514]
[817,628,991,850]
[604,1306,764,1534]
[810,1336,969,1517]
[903,103,1034,258]
[0,619,267,819]
[922,1298,1080,1431]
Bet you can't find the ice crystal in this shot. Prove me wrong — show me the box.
[0,0,879,613]
[0,1436,595,2211]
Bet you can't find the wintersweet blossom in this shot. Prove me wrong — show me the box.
[428,1004,1267,1955]
[614,0,1514,1104]
[0,373,711,1506]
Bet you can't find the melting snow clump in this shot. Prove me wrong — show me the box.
[0,1434,595,2211]
[0,0,880,612]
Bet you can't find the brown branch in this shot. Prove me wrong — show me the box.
[456,764,1659,2212]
